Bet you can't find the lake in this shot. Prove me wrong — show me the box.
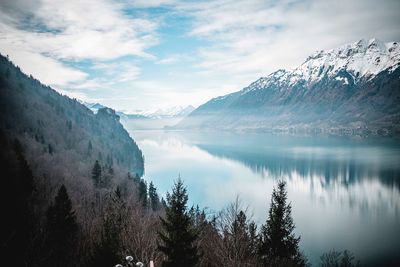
[125,128,400,266]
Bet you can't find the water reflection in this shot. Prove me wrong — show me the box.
[128,129,400,265]
[191,132,400,218]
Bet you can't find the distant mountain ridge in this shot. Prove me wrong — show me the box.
[144,105,196,119]
[179,38,400,135]
[78,101,107,114]
[81,101,195,120]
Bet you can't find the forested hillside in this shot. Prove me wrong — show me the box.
[0,54,153,266]
[0,55,370,267]
[0,54,144,181]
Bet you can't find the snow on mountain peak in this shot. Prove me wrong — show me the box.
[297,38,399,82]
[131,105,196,119]
[241,39,399,95]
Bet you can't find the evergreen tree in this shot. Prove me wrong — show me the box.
[148,181,160,211]
[133,173,141,184]
[138,178,148,208]
[1,138,36,265]
[92,160,102,186]
[230,211,252,263]
[259,181,306,267]
[91,187,127,267]
[14,139,35,197]
[248,221,259,258]
[158,179,199,267]
[87,140,93,156]
[340,250,355,267]
[223,210,259,266]
[43,184,78,267]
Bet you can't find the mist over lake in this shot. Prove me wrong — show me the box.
[125,127,400,266]
[2,0,400,266]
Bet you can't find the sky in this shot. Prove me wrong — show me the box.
[0,0,399,113]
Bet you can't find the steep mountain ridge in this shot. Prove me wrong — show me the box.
[179,39,400,135]
[0,54,144,190]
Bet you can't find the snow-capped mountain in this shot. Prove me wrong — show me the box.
[133,105,195,119]
[80,101,195,121]
[242,38,399,94]
[179,39,400,135]
[147,105,195,119]
[79,101,107,114]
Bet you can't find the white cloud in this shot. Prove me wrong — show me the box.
[176,0,400,78]
[0,0,158,88]
[92,61,141,83]
[157,55,180,65]
[1,0,399,111]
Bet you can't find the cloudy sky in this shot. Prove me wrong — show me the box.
[1,0,399,113]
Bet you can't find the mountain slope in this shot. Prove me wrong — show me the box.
[0,54,144,189]
[179,39,400,135]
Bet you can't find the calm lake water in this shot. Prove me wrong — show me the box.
[126,128,400,266]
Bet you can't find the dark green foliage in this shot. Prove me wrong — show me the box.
[92,160,102,186]
[228,210,258,265]
[87,140,93,156]
[91,187,127,267]
[158,179,199,267]
[160,197,167,208]
[189,206,221,267]
[341,250,355,267]
[133,173,141,183]
[149,181,160,211]
[43,184,78,267]
[0,137,36,265]
[138,178,148,208]
[259,181,306,267]
[13,139,35,197]
[0,55,150,265]
[0,54,144,186]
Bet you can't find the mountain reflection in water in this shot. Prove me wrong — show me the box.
[127,129,400,266]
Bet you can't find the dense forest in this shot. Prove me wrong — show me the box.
[0,55,366,267]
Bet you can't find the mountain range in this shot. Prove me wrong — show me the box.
[178,38,400,135]
[81,101,195,120]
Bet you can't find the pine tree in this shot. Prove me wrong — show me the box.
[91,187,127,267]
[230,211,252,263]
[158,178,199,267]
[340,250,355,267]
[87,140,93,157]
[14,139,35,197]
[259,181,306,267]
[44,184,78,267]
[138,178,148,208]
[92,160,102,186]
[1,138,36,265]
[148,181,160,211]
[223,210,259,266]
